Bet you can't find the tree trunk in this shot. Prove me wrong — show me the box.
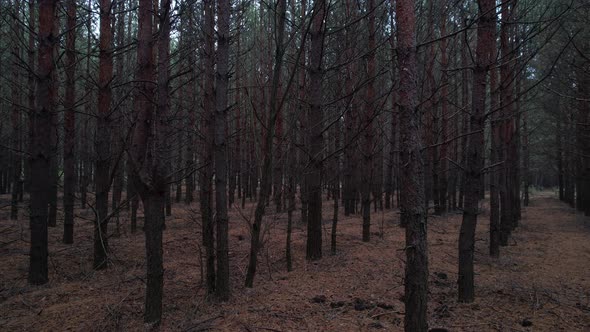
[129,0,171,324]
[214,0,231,301]
[245,0,287,287]
[489,61,501,258]
[63,0,77,244]
[458,30,471,210]
[499,0,516,244]
[29,0,57,285]
[94,0,114,270]
[331,88,342,253]
[306,0,326,261]
[184,7,196,205]
[24,0,35,197]
[47,16,59,228]
[80,0,92,210]
[297,0,308,224]
[143,192,165,325]
[396,0,428,330]
[458,0,494,303]
[201,0,216,295]
[361,0,376,243]
[439,11,449,214]
[10,0,22,221]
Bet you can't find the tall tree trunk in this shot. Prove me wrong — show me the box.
[63,0,77,244]
[297,0,308,223]
[10,0,23,221]
[129,0,171,324]
[201,0,216,295]
[343,0,355,216]
[24,0,35,196]
[245,0,287,287]
[184,4,196,205]
[458,0,494,303]
[489,52,501,258]
[396,0,428,330]
[47,17,59,228]
[94,0,114,270]
[458,30,471,210]
[331,103,341,254]
[214,0,231,301]
[273,98,283,212]
[499,0,515,245]
[234,13,243,206]
[80,0,92,209]
[438,10,449,214]
[361,0,376,242]
[306,0,326,261]
[29,0,57,285]
[385,12,396,211]
[110,0,127,234]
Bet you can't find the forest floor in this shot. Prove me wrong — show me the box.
[1,190,590,331]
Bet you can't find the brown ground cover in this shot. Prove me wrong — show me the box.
[1,191,589,331]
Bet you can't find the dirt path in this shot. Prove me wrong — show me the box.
[1,192,589,331]
[450,192,590,331]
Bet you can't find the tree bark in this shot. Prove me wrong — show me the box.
[489,51,501,258]
[129,0,171,324]
[63,0,77,244]
[361,0,376,242]
[396,0,428,330]
[439,10,449,214]
[306,0,326,261]
[94,0,114,270]
[47,17,59,228]
[500,0,515,244]
[458,0,495,303]
[10,0,23,221]
[24,0,35,196]
[245,0,287,287]
[201,0,216,295]
[214,0,231,301]
[29,0,57,285]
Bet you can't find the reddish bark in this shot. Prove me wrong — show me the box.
[214,0,231,301]
[128,0,172,324]
[298,0,308,224]
[396,0,428,329]
[10,0,22,221]
[439,10,449,214]
[306,0,326,261]
[94,0,114,270]
[24,0,35,195]
[63,0,77,244]
[458,0,495,303]
[201,0,216,295]
[490,37,501,258]
[361,0,376,242]
[343,0,357,216]
[29,0,57,285]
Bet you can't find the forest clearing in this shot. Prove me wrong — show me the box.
[1,191,589,331]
